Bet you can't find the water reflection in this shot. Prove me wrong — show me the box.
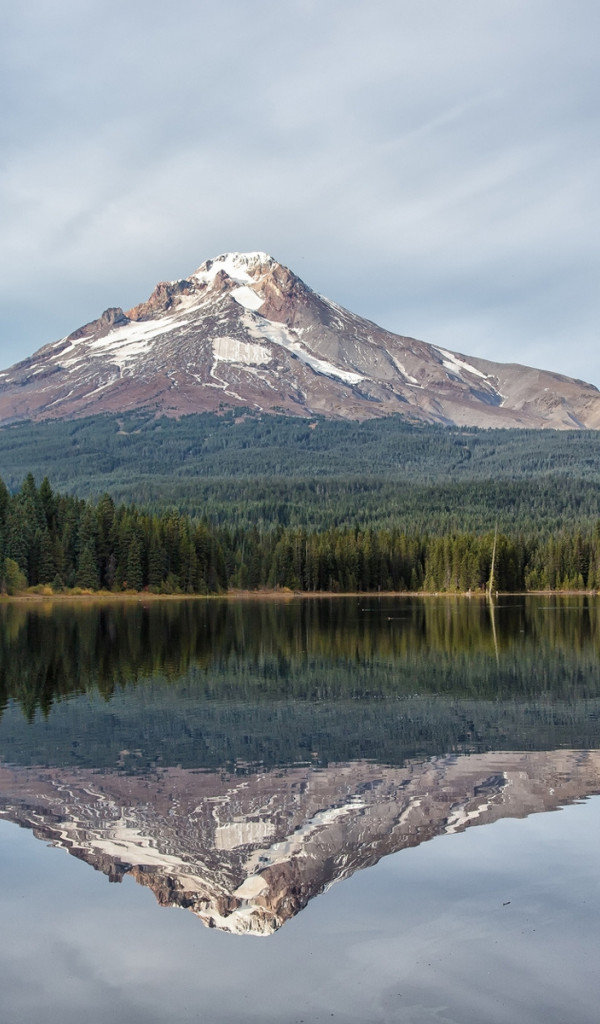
[3,594,600,718]
[1,596,600,936]
[2,751,599,935]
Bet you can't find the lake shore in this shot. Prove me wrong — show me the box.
[1,587,597,603]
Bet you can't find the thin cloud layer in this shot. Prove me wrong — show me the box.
[1,1,599,384]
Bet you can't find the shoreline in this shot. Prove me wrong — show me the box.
[1,587,597,604]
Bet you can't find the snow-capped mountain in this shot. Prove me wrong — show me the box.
[1,251,599,428]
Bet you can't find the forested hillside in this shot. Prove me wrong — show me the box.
[1,411,600,532]
[3,410,600,487]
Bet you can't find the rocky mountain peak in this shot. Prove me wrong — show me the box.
[1,251,600,429]
[193,251,276,281]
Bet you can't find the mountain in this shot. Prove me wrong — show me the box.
[1,751,598,935]
[2,251,600,428]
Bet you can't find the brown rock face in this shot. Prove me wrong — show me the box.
[127,279,195,321]
[1,750,598,935]
[67,306,131,342]
[1,251,599,428]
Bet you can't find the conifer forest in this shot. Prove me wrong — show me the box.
[2,470,600,596]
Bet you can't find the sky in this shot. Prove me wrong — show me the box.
[1,1,599,384]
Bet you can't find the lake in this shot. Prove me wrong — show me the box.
[1,596,599,1023]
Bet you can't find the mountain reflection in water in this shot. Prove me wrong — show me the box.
[1,596,600,935]
[1,751,599,935]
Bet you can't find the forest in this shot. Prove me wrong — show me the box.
[2,409,600,487]
[1,410,600,534]
[2,472,600,596]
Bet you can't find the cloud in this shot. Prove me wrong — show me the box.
[1,1,599,384]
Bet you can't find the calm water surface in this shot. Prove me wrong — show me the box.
[0,596,599,1023]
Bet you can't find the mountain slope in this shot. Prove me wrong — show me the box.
[2,251,599,428]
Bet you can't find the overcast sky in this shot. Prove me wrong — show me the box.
[1,1,599,384]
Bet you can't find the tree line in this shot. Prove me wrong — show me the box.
[3,474,600,595]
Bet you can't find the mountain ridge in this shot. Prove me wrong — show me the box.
[2,251,599,429]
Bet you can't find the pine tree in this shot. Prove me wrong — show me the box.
[126,533,144,591]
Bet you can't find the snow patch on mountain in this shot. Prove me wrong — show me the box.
[62,314,193,366]
[231,285,264,312]
[244,313,365,385]
[434,347,488,382]
[212,337,271,365]
[389,355,419,385]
